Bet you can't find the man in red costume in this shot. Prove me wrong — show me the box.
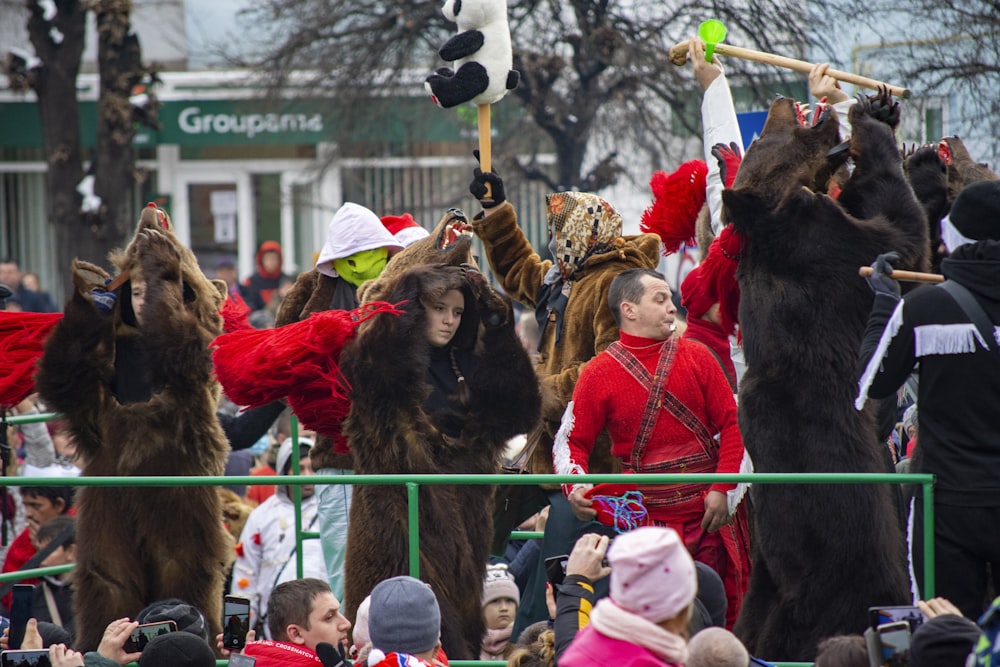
[553,268,750,628]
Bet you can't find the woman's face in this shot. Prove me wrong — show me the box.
[131,279,147,325]
[424,289,465,347]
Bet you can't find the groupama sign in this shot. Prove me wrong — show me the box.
[163,100,327,145]
[0,96,517,148]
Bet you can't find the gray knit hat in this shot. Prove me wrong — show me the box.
[368,576,441,655]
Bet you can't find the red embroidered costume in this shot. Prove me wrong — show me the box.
[553,331,750,627]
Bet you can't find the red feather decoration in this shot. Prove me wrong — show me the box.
[211,302,401,436]
[640,160,709,255]
[0,311,63,408]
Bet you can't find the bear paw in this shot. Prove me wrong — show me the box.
[853,85,900,129]
[136,227,183,281]
[71,260,111,296]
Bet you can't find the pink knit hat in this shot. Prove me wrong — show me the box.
[608,526,697,623]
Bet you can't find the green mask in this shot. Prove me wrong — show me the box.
[333,247,389,286]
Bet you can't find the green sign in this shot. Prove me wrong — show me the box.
[0,95,519,149]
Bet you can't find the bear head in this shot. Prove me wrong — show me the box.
[443,0,506,31]
[357,207,475,303]
[722,96,844,239]
[110,204,226,336]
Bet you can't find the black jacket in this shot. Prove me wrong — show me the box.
[858,241,1000,506]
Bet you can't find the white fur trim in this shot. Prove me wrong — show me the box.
[906,497,920,603]
[856,298,905,410]
[553,401,587,493]
[394,226,430,247]
[367,648,386,666]
[727,450,754,515]
[914,323,985,356]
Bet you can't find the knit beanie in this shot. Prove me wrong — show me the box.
[368,576,441,655]
[381,213,430,248]
[136,599,210,643]
[941,180,1000,251]
[482,564,520,607]
[607,526,697,624]
[910,614,981,667]
[137,632,215,667]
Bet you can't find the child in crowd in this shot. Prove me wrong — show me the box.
[559,526,696,666]
[480,564,520,661]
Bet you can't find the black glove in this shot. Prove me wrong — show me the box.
[315,641,352,667]
[866,251,901,299]
[469,150,506,208]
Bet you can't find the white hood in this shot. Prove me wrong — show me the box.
[315,203,403,278]
[276,436,315,497]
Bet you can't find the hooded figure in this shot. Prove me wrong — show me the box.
[230,436,328,636]
[242,240,292,311]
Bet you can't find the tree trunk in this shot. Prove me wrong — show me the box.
[94,0,142,251]
[25,0,94,288]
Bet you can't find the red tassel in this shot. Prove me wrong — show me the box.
[211,302,402,436]
[220,292,253,334]
[640,160,709,255]
[0,311,63,408]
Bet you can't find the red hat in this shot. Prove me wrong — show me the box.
[381,213,429,248]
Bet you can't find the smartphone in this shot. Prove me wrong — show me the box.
[868,605,927,633]
[227,654,256,667]
[123,620,177,653]
[877,620,911,666]
[0,649,51,667]
[7,584,35,650]
[544,554,569,587]
[223,595,251,651]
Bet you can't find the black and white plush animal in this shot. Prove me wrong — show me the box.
[425,0,519,108]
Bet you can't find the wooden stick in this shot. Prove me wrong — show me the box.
[107,269,131,292]
[477,103,493,199]
[670,39,910,99]
[858,267,943,283]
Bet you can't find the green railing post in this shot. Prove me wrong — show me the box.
[922,479,935,598]
[290,417,304,580]
[407,482,420,578]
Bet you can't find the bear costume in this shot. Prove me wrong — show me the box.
[340,264,540,660]
[723,91,929,660]
[35,205,231,652]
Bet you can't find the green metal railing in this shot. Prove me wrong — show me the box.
[0,412,936,667]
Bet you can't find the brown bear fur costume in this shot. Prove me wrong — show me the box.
[340,264,540,660]
[723,92,929,661]
[904,136,999,272]
[35,205,231,652]
[274,208,477,470]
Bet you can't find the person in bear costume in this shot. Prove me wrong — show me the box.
[722,90,929,660]
[339,263,540,660]
[35,204,231,652]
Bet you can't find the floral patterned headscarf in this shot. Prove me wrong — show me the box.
[546,192,624,280]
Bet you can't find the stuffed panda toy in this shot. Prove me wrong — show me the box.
[425,0,519,108]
